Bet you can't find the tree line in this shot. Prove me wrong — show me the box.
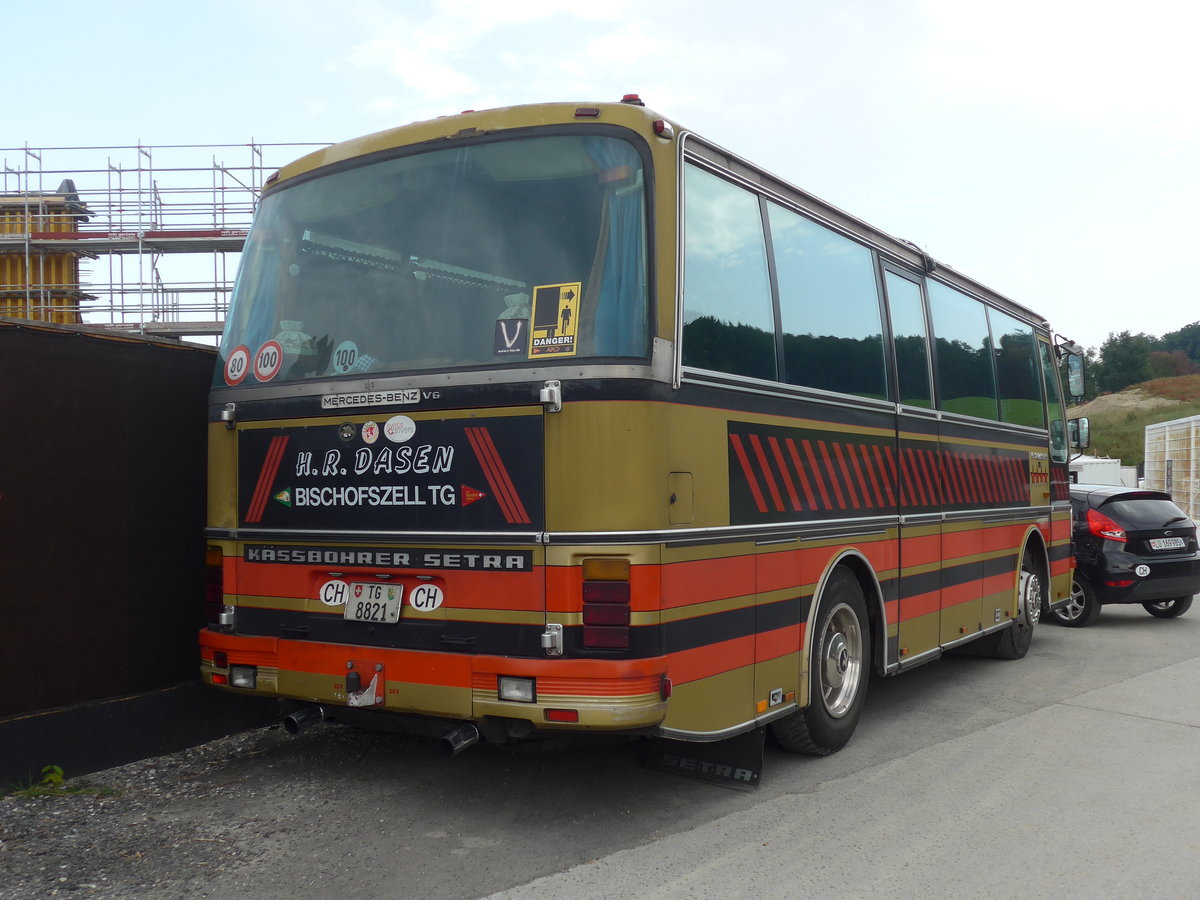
[1073,321,1200,400]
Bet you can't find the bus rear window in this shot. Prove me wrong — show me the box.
[215,133,649,387]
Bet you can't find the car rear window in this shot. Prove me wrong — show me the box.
[1100,497,1191,529]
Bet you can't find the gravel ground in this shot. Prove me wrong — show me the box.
[0,725,384,900]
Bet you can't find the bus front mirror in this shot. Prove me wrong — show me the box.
[1069,416,1090,450]
[1067,353,1085,400]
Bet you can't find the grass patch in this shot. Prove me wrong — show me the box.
[1140,375,1200,402]
[7,765,120,799]
[1079,399,1200,467]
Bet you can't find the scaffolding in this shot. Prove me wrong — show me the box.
[0,141,328,337]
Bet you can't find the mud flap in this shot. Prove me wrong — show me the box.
[644,727,764,790]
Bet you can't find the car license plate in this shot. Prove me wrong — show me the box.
[343,582,403,623]
[1150,537,1186,551]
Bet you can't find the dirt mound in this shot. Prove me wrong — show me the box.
[1070,389,1182,418]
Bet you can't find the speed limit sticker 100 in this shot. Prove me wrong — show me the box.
[254,340,284,382]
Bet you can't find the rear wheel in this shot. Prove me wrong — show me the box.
[975,549,1042,659]
[772,567,870,756]
[1143,596,1193,618]
[1051,576,1102,627]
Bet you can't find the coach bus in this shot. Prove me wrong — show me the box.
[201,96,1082,776]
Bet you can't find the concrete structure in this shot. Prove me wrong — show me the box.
[1145,413,1200,516]
[0,179,89,324]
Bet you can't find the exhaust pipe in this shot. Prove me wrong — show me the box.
[439,723,480,757]
[282,704,325,735]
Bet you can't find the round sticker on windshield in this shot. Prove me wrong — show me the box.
[384,415,416,443]
[224,345,251,385]
[254,340,284,382]
[362,421,380,444]
[332,340,360,374]
[1135,564,1151,578]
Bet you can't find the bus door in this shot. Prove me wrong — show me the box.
[884,270,945,663]
[926,280,1002,646]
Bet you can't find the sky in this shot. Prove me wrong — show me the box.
[4,0,1198,352]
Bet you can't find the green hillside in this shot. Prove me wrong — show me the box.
[1070,375,1200,467]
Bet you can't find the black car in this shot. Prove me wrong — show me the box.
[1052,484,1200,627]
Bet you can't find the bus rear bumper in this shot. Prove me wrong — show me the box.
[199,629,669,733]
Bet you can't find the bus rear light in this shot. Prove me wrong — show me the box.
[582,581,629,604]
[1105,579,1134,588]
[581,557,631,649]
[545,708,579,723]
[582,558,630,580]
[583,603,630,626]
[212,673,229,685]
[213,651,228,668]
[498,676,535,703]
[582,625,630,649]
[653,120,675,140]
[205,545,224,623]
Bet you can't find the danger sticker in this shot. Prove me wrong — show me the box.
[528,282,581,358]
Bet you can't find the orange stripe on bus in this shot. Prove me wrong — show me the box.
[755,624,802,663]
[669,634,755,685]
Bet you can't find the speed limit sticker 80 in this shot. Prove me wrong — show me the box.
[223,345,251,385]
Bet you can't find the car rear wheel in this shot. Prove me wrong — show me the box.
[1051,576,1102,627]
[772,567,870,756]
[1143,596,1193,618]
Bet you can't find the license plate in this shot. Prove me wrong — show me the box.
[343,582,403,623]
[1149,537,1186,551]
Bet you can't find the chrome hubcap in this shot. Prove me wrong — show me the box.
[1018,568,1042,628]
[820,603,863,718]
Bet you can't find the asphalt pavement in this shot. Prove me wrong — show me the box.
[3,603,1198,900]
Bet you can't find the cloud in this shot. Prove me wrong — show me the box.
[917,0,1200,137]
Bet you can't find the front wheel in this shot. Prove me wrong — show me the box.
[1143,596,1193,618]
[772,567,870,756]
[1051,576,1102,627]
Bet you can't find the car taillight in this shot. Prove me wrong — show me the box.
[205,545,225,622]
[1087,508,1127,542]
[582,558,631,649]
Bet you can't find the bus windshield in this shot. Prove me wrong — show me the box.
[216,132,649,387]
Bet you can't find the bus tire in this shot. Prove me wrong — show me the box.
[772,567,870,756]
[980,551,1042,660]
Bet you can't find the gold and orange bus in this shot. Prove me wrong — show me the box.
[201,96,1081,784]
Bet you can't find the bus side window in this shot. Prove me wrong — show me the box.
[1039,340,1069,463]
[884,272,932,408]
[989,308,1043,428]
[927,281,1000,421]
[767,201,887,400]
[682,164,777,381]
